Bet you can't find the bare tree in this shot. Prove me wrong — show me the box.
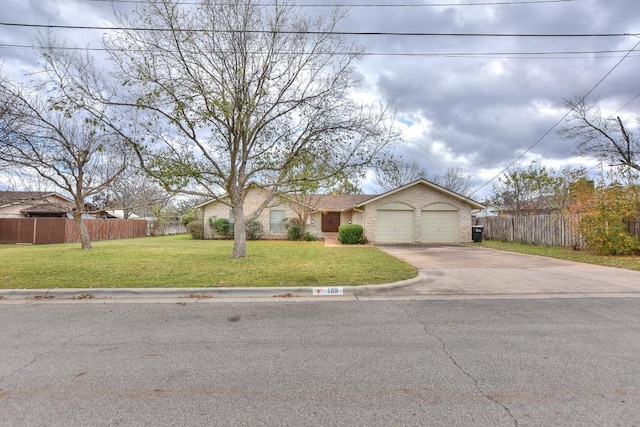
[432,167,471,196]
[48,0,396,257]
[374,156,428,192]
[560,96,640,172]
[94,167,173,219]
[374,156,471,196]
[0,75,127,249]
[281,193,317,239]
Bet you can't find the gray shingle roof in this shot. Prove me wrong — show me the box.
[306,194,375,212]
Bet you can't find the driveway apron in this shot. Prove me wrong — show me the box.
[373,244,640,298]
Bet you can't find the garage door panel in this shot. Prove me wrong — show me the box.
[421,211,459,243]
[377,210,414,243]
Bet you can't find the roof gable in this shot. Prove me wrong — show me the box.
[0,191,73,206]
[194,180,484,212]
[195,187,375,212]
[354,179,485,210]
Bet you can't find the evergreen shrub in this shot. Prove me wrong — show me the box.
[338,224,364,244]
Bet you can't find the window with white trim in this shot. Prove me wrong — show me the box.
[270,209,285,232]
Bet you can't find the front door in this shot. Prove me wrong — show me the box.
[321,212,341,232]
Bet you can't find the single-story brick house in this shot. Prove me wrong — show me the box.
[0,191,75,218]
[197,179,484,244]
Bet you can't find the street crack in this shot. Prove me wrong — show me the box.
[0,305,133,382]
[393,301,518,427]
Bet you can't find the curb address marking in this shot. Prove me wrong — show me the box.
[312,287,343,296]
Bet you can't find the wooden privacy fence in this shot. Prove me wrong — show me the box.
[0,218,148,244]
[477,215,581,247]
[626,219,640,240]
[477,215,640,247]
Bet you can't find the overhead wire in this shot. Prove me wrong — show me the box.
[0,21,635,38]
[468,38,640,198]
[87,0,580,6]
[3,19,635,59]
[549,90,640,160]
[2,42,639,59]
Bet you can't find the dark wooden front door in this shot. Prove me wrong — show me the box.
[321,212,341,232]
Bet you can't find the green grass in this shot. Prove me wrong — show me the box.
[477,240,640,271]
[0,235,417,289]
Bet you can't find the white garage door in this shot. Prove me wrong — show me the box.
[376,207,415,243]
[421,210,459,243]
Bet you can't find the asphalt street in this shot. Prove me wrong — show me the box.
[1,298,639,426]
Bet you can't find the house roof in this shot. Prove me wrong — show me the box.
[307,194,374,212]
[105,209,141,219]
[194,185,375,212]
[354,179,485,210]
[0,191,75,217]
[194,180,485,212]
[21,204,71,215]
[0,191,73,205]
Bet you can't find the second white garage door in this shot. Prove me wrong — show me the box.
[376,205,415,243]
[421,209,459,243]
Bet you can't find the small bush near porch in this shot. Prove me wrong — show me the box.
[338,224,365,244]
[0,235,417,289]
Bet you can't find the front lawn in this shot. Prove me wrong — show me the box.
[0,235,417,289]
[478,240,640,271]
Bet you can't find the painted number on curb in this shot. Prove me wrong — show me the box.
[312,287,343,296]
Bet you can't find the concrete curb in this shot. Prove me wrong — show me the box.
[3,270,639,301]
[0,278,425,300]
[0,287,329,300]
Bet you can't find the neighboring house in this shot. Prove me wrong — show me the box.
[474,204,499,218]
[105,209,142,220]
[0,191,75,218]
[197,179,484,244]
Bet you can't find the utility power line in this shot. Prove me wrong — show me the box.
[0,21,635,38]
[469,38,640,198]
[550,91,640,160]
[2,42,639,59]
[87,0,579,6]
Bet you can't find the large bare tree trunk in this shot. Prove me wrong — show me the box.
[73,211,92,250]
[231,205,247,258]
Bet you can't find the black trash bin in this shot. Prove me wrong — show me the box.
[472,225,484,243]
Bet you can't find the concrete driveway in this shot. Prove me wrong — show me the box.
[367,244,640,299]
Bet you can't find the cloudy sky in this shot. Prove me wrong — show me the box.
[1,0,639,199]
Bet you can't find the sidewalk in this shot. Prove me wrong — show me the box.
[323,232,341,247]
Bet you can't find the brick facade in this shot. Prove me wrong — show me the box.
[199,181,482,243]
[359,185,475,244]
[201,188,293,239]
